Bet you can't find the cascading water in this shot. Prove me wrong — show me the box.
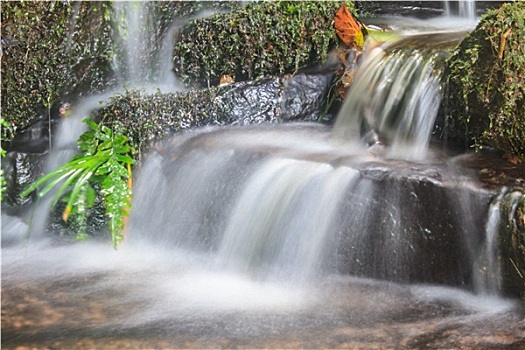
[444,0,477,21]
[3,5,523,349]
[111,2,182,91]
[332,47,443,160]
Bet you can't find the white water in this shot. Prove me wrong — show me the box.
[332,47,442,161]
[444,0,477,21]
[3,124,518,347]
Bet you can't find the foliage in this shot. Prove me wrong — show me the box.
[1,1,115,141]
[173,1,355,87]
[21,120,134,248]
[440,2,525,159]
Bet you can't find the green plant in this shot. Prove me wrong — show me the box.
[21,119,134,248]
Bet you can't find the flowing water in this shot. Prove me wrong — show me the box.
[2,3,524,349]
[444,0,477,21]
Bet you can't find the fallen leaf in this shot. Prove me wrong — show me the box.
[334,4,365,48]
[219,75,234,86]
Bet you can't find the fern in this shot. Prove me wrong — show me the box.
[21,119,134,248]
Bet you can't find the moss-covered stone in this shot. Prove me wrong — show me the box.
[173,1,354,87]
[1,1,115,140]
[498,190,525,299]
[93,70,334,162]
[439,2,525,159]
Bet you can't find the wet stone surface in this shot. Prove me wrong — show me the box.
[2,245,524,350]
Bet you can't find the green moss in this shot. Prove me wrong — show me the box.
[1,1,115,141]
[173,1,354,87]
[93,88,224,162]
[441,2,525,158]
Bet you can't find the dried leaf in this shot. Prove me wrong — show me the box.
[334,4,365,48]
[219,75,235,86]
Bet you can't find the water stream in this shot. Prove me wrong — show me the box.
[2,3,524,349]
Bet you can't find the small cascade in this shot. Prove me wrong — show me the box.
[475,192,506,294]
[332,46,444,161]
[111,2,181,90]
[216,158,359,283]
[128,124,497,289]
[444,0,477,21]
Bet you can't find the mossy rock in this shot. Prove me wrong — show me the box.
[94,71,334,162]
[1,1,115,140]
[498,190,525,299]
[172,1,354,87]
[439,2,525,159]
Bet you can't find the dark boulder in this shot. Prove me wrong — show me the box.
[94,70,336,160]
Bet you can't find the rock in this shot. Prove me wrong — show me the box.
[498,190,525,299]
[94,70,336,158]
[438,2,525,159]
[2,151,47,208]
[172,1,349,87]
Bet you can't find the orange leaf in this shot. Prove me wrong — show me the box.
[334,4,364,48]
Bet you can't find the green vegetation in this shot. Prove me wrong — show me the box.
[440,1,525,159]
[1,1,115,141]
[1,1,225,142]
[93,88,223,162]
[173,1,355,87]
[21,120,134,248]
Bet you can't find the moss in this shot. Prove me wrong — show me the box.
[173,1,354,87]
[498,190,525,299]
[1,1,228,143]
[440,2,525,159]
[1,1,115,141]
[93,88,223,162]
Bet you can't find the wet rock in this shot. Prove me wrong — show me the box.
[281,72,334,122]
[215,78,282,125]
[95,71,335,158]
[7,117,57,154]
[2,151,47,208]
[336,166,494,288]
[499,190,525,299]
[2,117,58,208]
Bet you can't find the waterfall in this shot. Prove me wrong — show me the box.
[216,158,359,283]
[126,124,503,290]
[111,2,182,91]
[444,0,477,21]
[332,46,443,161]
[476,192,505,294]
